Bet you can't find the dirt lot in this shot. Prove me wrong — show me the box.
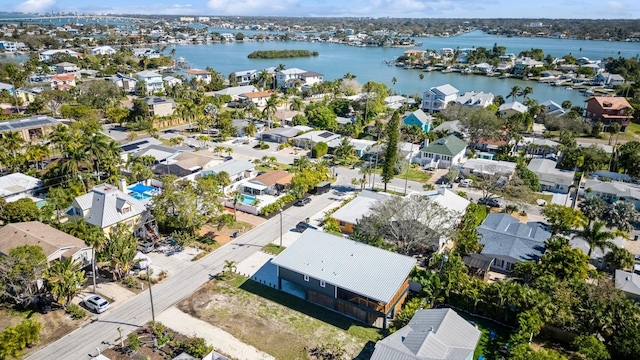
[178,276,383,360]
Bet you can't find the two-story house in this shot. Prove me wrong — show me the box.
[55,62,79,74]
[498,101,528,118]
[234,70,257,86]
[39,49,78,61]
[402,109,433,132]
[142,96,176,117]
[91,46,116,55]
[455,91,495,109]
[136,70,165,94]
[513,57,544,75]
[50,74,76,90]
[111,73,138,93]
[584,96,633,132]
[418,135,467,169]
[275,68,323,89]
[184,68,212,84]
[421,84,459,115]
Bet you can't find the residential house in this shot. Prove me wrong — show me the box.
[16,87,41,104]
[541,100,566,116]
[292,130,340,149]
[367,142,421,163]
[39,49,78,61]
[332,190,393,233]
[385,95,413,110]
[583,179,640,210]
[570,235,626,269]
[274,109,304,126]
[593,72,625,86]
[513,57,544,75]
[477,213,550,271]
[403,109,433,132]
[527,159,574,194]
[259,127,305,144]
[69,184,148,236]
[272,229,416,328]
[577,141,613,154]
[590,170,630,182]
[498,101,528,118]
[142,96,175,117]
[615,270,640,302]
[422,84,459,115]
[234,70,257,86]
[370,308,481,360]
[232,119,264,137]
[50,74,76,90]
[153,149,222,178]
[120,137,164,158]
[136,70,165,94]
[327,138,375,158]
[210,85,258,101]
[440,48,454,56]
[0,115,61,142]
[0,173,42,203]
[184,68,212,84]
[242,170,293,196]
[275,68,323,89]
[472,136,509,157]
[471,63,495,74]
[53,62,79,75]
[0,82,14,96]
[418,135,467,169]
[91,46,116,55]
[512,136,560,157]
[455,91,495,109]
[0,41,26,53]
[460,159,517,179]
[584,97,633,131]
[163,76,182,87]
[432,120,464,137]
[110,73,138,93]
[422,186,471,215]
[238,90,271,107]
[201,159,256,193]
[0,221,93,268]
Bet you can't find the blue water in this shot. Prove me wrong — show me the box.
[36,200,48,208]
[130,192,152,200]
[240,195,256,205]
[166,30,639,105]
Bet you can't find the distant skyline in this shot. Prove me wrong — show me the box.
[2,0,639,19]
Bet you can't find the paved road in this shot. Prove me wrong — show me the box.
[27,190,341,360]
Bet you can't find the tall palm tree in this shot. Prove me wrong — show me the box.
[292,156,311,173]
[506,85,522,102]
[43,258,87,308]
[230,191,244,221]
[262,94,281,128]
[572,221,617,257]
[25,143,49,170]
[334,137,357,164]
[290,97,304,111]
[521,86,533,100]
[1,131,25,157]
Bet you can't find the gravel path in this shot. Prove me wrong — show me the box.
[157,306,275,360]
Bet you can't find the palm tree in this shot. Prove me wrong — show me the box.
[223,259,237,276]
[334,137,357,164]
[521,86,533,100]
[572,221,617,257]
[1,131,25,157]
[292,156,311,173]
[25,143,49,170]
[262,93,281,128]
[230,191,244,221]
[47,187,70,225]
[608,122,621,146]
[215,171,231,194]
[506,85,522,102]
[290,97,304,111]
[43,258,87,308]
[256,69,273,90]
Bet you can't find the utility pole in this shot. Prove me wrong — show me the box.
[404,142,414,196]
[279,208,283,248]
[146,266,155,323]
[91,247,97,293]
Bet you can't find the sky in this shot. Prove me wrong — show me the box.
[3,0,640,19]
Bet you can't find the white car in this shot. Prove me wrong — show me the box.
[459,179,473,187]
[83,295,110,313]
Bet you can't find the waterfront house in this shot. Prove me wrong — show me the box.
[402,109,433,132]
[527,158,574,194]
[478,213,550,271]
[422,84,459,115]
[234,69,257,86]
[136,70,165,94]
[133,48,160,59]
[141,96,175,117]
[584,96,633,131]
[455,91,495,109]
[242,170,293,196]
[163,76,182,87]
[440,48,454,56]
[498,101,528,118]
[0,41,26,53]
[91,46,116,55]
[211,85,258,101]
[332,190,393,233]
[583,179,640,210]
[370,308,481,360]
[513,57,544,75]
[238,90,271,107]
[593,72,625,86]
[259,127,305,144]
[184,68,212,84]
[0,172,42,203]
[615,270,640,302]
[50,74,76,90]
[110,73,138,93]
[0,221,93,268]
[55,62,79,74]
[275,68,323,89]
[292,130,340,149]
[39,49,78,61]
[541,100,566,116]
[272,229,416,328]
[470,62,494,74]
[70,184,148,236]
[418,135,467,169]
[0,115,61,142]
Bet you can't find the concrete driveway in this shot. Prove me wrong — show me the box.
[145,246,202,278]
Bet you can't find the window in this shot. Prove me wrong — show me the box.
[303,275,309,282]
[339,221,345,227]
[320,280,326,288]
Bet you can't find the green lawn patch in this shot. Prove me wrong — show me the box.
[262,243,286,255]
[456,312,512,360]
[372,167,432,183]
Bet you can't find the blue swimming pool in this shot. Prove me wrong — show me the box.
[130,192,152,200]
[240,195,257,205]
[36,200,48,208]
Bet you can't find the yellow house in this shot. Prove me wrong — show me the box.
[15,88,39,104]
[69,183,148,236]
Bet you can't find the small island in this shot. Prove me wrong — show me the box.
[248,50,319,59]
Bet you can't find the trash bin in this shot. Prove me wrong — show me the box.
[233,231,239,238]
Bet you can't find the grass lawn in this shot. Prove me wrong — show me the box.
[262,243,286,255]
[372,167,432,183]
[255,163,291,172]
[456,312,512,360]
[179,276,384,359]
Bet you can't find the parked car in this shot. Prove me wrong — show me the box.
[295,221,317,232]
[294,198,311,207]
[459,179,473,188]
[137,242,154,253]
[83,295,110,313]
[479,197,503,207]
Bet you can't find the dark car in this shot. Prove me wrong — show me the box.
[294,198,311,206]
[479,197,503,207]
[295,221,317,232]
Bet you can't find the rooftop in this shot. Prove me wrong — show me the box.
[421,135,467,156]
[478,213,550,261]
[332,190,392,225]
[0,221,88,259]
[615,270,640,297]
[587,96,632,110]
[73,184,147,228]
[249,170,293,187]
[0,115,61,133]
[0,172,42,199]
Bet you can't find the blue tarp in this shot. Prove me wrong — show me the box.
[128,183,155,194]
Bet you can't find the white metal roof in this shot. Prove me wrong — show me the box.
[0,172,42,199]
[272,229,415,303]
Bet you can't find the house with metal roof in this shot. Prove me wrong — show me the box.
[292,130,340,148]
[527,158,575,194]
[272,229,416,328]
[583,179,640,210]
[421,84,459,115]
[0,221,93,268]
[69,184,148,236]
[403,109,433,132]
[498,101,528,118]
[233,69,257,86]
[460,158,517,178]
[0,115,61,142]
[258,127,303,143]
[370,308,481,360]
[615,270,640,302]
[136,70,165,94]
[332,190,393,233]
[455,91,495,109]
[477,213,550,271]
[418,135,467,169]
[201,159,256,193]
[0,172,42,203]
[541,100,566,116]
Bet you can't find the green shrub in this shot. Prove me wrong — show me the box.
[259,194,296,216]
[0,319,42,358]
[66,303,87,320]
[177,337,213,358]
[127,332,142,351]
[122,276,139,289]
[311,142,328,158]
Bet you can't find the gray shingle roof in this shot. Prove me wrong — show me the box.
[615,270,640,297]
[73,184,147,228]
[371,308,481,360]
[272,229,415,303]
[421,135,467,156]
[478,213,550,261]
[527,159,574,187]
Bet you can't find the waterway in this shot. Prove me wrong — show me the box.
[167,30,640,106]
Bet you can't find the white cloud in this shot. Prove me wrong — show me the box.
[14,0,56,12]
[206,0,300,16]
